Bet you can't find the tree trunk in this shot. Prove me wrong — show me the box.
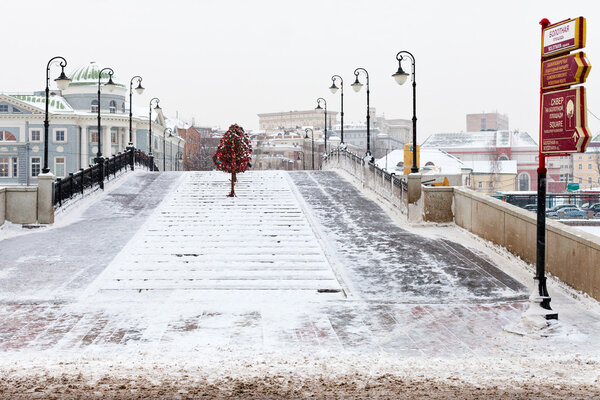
[228,172,236,197]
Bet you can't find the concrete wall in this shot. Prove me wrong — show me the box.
[453,187,600,301]
[5,187,37,224]
[423,187,454,223]
[0,188,5,225]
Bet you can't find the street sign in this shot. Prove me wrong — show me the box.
[541,86,590,154]
[542,17,586,57]
[542,51,591,89]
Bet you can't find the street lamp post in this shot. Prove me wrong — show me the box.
[316,98,327,153]
[304,128,314,169]
[149,97,160,171]
[351,68,372,160]
[128,76,145,170]
[43,57,71,174]
[393,51,418,173]
[329,75,344,145]
[96,67,117,189]
[163,128,173,171]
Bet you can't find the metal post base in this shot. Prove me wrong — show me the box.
[126,145,135,171]
[528,277,558,320]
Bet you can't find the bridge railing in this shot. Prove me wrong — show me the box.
[324,148,408,212]
[53,149,152,208]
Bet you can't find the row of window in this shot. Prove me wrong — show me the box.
[578,163,598,170]
[0,105,20,113]
[91,100,125,114]
[0,156,65,178]
[1,129,124,144]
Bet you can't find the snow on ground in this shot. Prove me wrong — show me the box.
[1,170,600,398]
[572,225,600,238]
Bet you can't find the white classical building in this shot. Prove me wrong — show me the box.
[0,61,184,185]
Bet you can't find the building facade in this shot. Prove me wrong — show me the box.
[466,112,509,132]
[0,61,183,185]
[257,109,338,132]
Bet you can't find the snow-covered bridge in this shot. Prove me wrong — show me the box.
[1,170,599,398]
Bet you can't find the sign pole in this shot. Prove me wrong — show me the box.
[535,18,558,320]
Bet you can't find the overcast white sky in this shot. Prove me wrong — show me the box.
[3,0,599,141]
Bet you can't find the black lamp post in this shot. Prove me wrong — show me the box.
[351,67,372,160]
[96,67,117,190]
[163,128,173,171]
[316,98,327,152]
[393,51,418,173]
[128,76,144,170]
[304,128,314,169]
[43,57,71,174]
[329,75,344,145]
[149,97,160,171]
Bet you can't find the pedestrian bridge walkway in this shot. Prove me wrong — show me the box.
[1,170,600,397]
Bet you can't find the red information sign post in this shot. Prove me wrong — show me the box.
[532,17,591,323]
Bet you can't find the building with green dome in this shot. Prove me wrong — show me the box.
[0,61,184,184]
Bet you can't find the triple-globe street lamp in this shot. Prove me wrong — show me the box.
[148,97,161,171]
[128,76,145,170]
[43,56,71,174]
[329,75,344,145]
[392,51,419,173]
[96,67,117,189]
[315,97,327,152]
[351,67,372,161]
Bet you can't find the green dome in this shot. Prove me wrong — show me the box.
[68,61,124,87]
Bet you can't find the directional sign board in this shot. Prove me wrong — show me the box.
[543,17,586,57]
[541,86,590,154]
[542,52,591,89]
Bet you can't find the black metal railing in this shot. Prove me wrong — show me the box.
[53,149,152,207]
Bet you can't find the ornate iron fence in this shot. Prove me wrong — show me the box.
[53,149,152,208]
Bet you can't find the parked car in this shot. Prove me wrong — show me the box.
[546,207,588,219]
[546,204,578,213]
[582,203,600,213]
[523,204,538,212]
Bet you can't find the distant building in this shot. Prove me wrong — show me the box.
[178,126,220,171]
[257,110,338,132]
[466,112,509,132]
[422,130,564,192]
[571,135,600,189]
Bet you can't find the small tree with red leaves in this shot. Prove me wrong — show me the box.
[213,124,252,197]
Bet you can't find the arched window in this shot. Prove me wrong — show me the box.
[109,100,117,114]
[498,154,509,161]
[0,130,16,141]
[425,161,435,166]
[91,99,98,113]
[518,173,530,191]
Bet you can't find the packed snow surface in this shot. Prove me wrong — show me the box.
[1,170,599,398]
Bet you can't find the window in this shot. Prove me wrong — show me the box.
[109,100,116,114]
[481,118,486,131]
[91,99,98,113]
[579,177,583,183]
[89,129,98,143]
[0,105,8,113]
[55,157,65,178]
[589,164,592,170]
[0,130,17,141]
[30,129,41,142]
[31,157,41,177]
[54,129,66,142]
[478,182,482,188]
[0,158,8,177]
[518,173,530,191]
[12,107,20,113]
[111,129,117,144]
[488,181,493,188]
[579,164,583,170]
[121,102,125,113]
[588,177,592,184]
[498,154,509,161]
[12,157,17,177]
